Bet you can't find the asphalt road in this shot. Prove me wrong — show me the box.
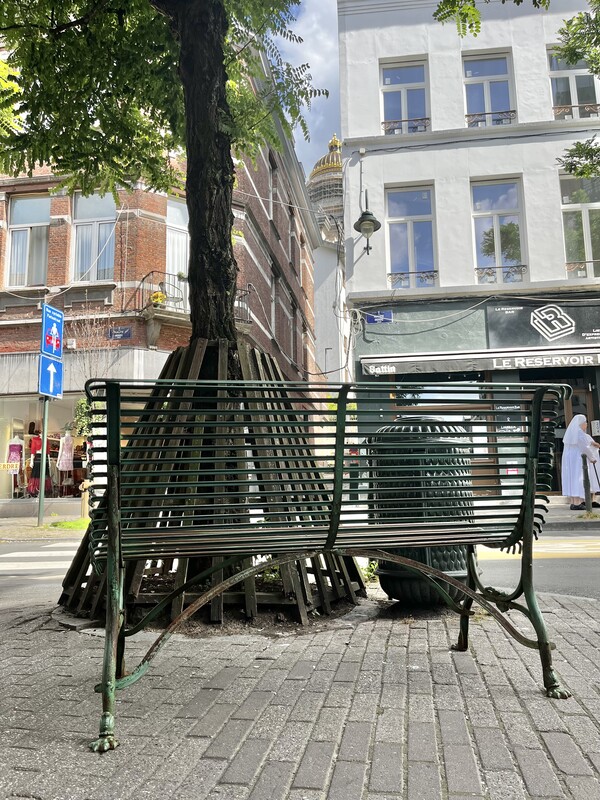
[1,531,599,614]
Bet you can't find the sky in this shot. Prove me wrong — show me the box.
[280,0,342,177]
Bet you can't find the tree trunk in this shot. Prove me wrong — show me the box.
[153,0,238,349]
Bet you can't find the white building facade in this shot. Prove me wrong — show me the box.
[339,0,600,491]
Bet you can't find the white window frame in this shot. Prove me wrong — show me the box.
[166,197,190,311]
[560,175,600,279]
[386,186,437,289]
[6,195,51,288]
[72,192,116,283]
[463,54,514,128]
[381,61,429,135]
[471,179,525,284]
[549,50,600,121]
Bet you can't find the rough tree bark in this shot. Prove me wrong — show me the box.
[152,0,239,358]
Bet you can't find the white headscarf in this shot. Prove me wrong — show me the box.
[563,414,587,446]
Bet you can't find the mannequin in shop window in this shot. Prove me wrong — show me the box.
[27,430,52,497]
[57,429,74,472]
[7,436,24,475]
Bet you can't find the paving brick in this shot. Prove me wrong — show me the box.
[188,703,237,737]
[369,742,403,794]
[338,720,372,762]
[443,744,483,795]
[565,776,600,800]
[407,721,437,762]
[438,709,470,746]
[406,760,441,800]
[513,746,566,797]
[202,719,254,759]
[292,740,336,789]
[312,706,348,742]
[219,738,270,785]
[247,760,296,800]
[482,770,528,800]
[473,726,514,771]
[541,732,594,776]
[327,760,367,800]
[232,691,274,720]
[267,721,312,761]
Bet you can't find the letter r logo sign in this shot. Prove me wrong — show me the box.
[530,305,576,342]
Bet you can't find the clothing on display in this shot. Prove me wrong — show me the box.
[27,453,52,496]
[57,432,74,471]
[7,437,24,475]
[30,434,43,456]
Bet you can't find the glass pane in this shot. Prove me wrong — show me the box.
[575,74,597,111]
[489,81,510,118]
[562,211,585,263]
[167,198,189,228]
[464,57,507,78]
[413,221,434,270]
[551,77,572,112]
[8,229,27,285]
[406,88,426,120]
[10,196,51,226]
[74,192,116,220]
[382,65,424,86]
[28,225,48,285]
[475,216,496,267]
[389,222,409,273]
[96,222,115,281]
[383,92,402,123]
[75,224,93,280]
[560,176,600,204]
[388,189,431,218]
[498,215,521,266]
[549,53,588,72]
[589,209,600,266]
[466,83,485,115]
[472,183,518,213]
[167,228,189,275]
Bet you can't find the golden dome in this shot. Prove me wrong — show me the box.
[309,134,342,180]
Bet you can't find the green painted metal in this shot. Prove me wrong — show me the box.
[85,378,573,749]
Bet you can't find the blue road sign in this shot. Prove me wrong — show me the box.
[41,304,64,359]
[365,310,393,324]
[39,354,64,399]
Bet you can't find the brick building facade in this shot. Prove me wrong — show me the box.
[0,139,321,502]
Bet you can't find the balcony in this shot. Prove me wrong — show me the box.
[388,270,438,289]
[566,260,600,279]
[553,104,600,120]
[466,110,516,128]
[475,265,527,284]
[123,271,189,315]
[382,117,431,135]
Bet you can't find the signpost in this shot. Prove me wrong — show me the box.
[37,304,64,526]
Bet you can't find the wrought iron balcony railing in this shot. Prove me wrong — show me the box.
[466,110,516,127]
[553,103,600,120]
[475,265,527,284]
[382,117,431,135]
[566,259,600,279]
[388,270,438,288]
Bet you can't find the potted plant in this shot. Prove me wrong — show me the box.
[150,290,167,308]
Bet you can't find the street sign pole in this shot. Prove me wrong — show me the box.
[37,396,50,527]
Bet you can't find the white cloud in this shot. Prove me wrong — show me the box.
[279,0,341,176]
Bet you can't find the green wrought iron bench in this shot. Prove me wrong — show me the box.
[85,377,571,751]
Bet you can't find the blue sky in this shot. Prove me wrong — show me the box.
[281,0,341,176]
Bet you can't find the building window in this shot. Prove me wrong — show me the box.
[7,196,51,287]
[166,198,190,310]
[381,63,429,135]
[472,181,525,283]
[549,52,600,120]
[73,192,116,282]
[387,188,437,288]
[463,55,515,127]
[561,176,600,279]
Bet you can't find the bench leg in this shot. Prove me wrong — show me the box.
[523,579,572,699]
[451,547,476,652]
[90,468,124,752]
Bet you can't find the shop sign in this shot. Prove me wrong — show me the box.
[487,300,600,349]
[0,463,17,471]
[491,352,600,370]
[107,326,132,340]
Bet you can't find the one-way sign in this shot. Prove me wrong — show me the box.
[39,354,63,399]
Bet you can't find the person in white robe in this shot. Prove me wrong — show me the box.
[561,414,600,510]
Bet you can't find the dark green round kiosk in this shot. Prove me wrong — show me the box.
[368,417,474,606]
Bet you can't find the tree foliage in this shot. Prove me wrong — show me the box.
[0,0,324,195]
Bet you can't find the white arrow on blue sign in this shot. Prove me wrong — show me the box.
[40,303,64,359]
[39,354,64,399]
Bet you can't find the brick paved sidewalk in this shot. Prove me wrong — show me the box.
[1,592,599,800]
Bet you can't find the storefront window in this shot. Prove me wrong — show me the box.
[0,395,89,501]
